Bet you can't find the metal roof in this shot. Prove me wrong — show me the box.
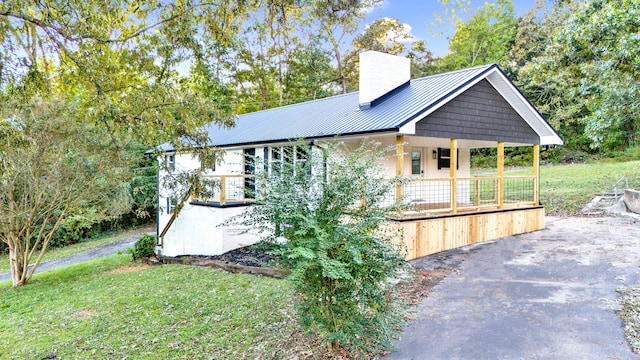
[160,63,562,151]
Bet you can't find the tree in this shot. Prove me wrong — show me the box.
[311,0,382,93]
[0,96,130,287]
[407,40,438,78]
[0,0,248,286]
[283,39,337,102]
[510,1,594,152]
[228,141,406,355]
[438,0,518,70]
[342,17,413,91]
[527,0,640,150]
[0,0,242,150]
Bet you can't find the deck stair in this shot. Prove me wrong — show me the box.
[580,176,628,215]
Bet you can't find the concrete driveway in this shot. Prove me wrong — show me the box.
[384,217,640,359]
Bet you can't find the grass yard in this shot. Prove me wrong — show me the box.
[505,160,640,216]
[0,255,304,359]
[0,225,152,273]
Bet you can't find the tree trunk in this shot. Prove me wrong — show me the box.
[8,244,26,287]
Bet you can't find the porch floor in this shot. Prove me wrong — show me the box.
[387,203,542,221]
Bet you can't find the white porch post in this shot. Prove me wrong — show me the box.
[396,135,405,212]
[498,142,505,209]
[533,144,540,205]
[450,138,457,214]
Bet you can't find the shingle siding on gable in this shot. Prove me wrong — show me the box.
[414,79,540,144]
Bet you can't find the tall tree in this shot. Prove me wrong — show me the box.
[0,95,131,287]
[407,40,438,78]
[342,17,414,91]
[311,0,382,93]
[526,0,639,150]
[0,0,247,286]
[439,0,518,70]
[0,0,242,149]
[512,1,594,151]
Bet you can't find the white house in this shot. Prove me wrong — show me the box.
[155,51,563,260]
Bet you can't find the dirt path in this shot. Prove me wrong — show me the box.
[383,216,640,359]
[0,226,154,283]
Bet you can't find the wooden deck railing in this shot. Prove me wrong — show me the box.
[190,174,261,206]
[190,174,537,211]
[392,175,538,214]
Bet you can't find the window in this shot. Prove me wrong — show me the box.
[263,147,269,172]
[269,145,309,175]
[437,148,459,170]
[296,146,312,175]
[165,154,175,172]
[411,150,421,175]
[271,147,281,174]
[166,197,176,214]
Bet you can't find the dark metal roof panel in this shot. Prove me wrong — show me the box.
[162,64,495,151]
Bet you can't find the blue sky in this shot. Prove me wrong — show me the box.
[362,0,539,57]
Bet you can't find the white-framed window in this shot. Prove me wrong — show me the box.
[268,145,311,175]
[165,154,176,172]
[166,197,176,214]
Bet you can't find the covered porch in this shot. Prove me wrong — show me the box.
[391,135,541,218]
[389,134,544,259]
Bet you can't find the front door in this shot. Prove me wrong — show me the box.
[243,148,255,198]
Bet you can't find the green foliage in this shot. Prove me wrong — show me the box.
[439,0,518,70]
[229,140,406,355]
[128,234,156,261]
[600,145,640,163]
[0,96,134,286]
[49,215,97,248]
[471,147,535,168]
[526,0,640,151]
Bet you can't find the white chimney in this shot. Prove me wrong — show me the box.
[359,51,411,108]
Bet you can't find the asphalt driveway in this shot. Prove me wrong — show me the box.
[384,216,640,359]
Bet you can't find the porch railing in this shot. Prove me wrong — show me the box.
[190,174,537,212]
[190,174,262,206]
[387,176,537,213]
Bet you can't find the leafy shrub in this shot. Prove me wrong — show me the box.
[49,215,96,248]
[228,140,406,356]
[128,234,156,260]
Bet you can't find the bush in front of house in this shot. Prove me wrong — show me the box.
[227,140,407,357]
[129,234,156,260]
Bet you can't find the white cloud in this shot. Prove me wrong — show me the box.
[362,0,388,14]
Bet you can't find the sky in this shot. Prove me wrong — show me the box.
[362,0,540,57]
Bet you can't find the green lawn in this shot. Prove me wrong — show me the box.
[0,255,301,359]
[0,225,152,273]
[492,160,640,216]
[538,160,640,216]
